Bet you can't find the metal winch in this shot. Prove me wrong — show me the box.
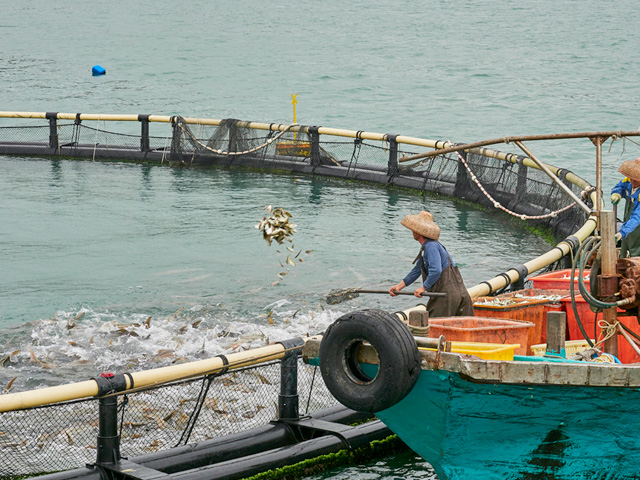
[590,256,640,314]
[615,257,640,310]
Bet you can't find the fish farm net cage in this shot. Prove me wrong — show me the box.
[0,113,593,242]
[0,356,336,478]
[0,111,605,477]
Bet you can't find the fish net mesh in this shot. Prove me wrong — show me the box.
[0,117,589,240]
[0,358,335,479]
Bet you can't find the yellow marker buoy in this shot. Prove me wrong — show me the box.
[291,93,298,123]
[291,94,297,139]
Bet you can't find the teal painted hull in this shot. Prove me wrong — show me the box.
[376,368,640,480]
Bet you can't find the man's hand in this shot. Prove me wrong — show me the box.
[389,281,405,297]
[615,232,623,243]
[414,285,427,298]
[611,193,622,205]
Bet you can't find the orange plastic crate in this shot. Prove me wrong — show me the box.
[496,289,569,344]
[428,316,534,356]
[473,296,549,354]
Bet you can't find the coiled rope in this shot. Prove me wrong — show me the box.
[453,149,576,220]
[177,119,299,156]
[595,319,640,357]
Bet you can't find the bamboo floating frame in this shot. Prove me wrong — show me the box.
[0,341,305,413]
[1,111,632,172]
[0,111,626,191]
[0,111,597,197]
[0,111,619,198]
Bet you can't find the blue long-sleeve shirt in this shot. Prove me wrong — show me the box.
[611,179,640,238]
[403,239,452,290]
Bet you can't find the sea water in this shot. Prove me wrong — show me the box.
[2,1,640,478]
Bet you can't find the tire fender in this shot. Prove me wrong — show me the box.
[319,309,421,413]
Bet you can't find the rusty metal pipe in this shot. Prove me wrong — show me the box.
[398,130,640,163]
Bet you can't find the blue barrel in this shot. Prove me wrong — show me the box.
[92,65,106,76]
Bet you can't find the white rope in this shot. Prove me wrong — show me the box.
[596,319,618,349]
[453,149,576,220]
[594,320,640,360]
[178,121,299,156]
[161,135,170,165]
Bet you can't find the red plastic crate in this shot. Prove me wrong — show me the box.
[428,316,534,356]
[529,268,590,291]
[561,294,640,364]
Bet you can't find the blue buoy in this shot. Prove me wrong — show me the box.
[92,65,106,76]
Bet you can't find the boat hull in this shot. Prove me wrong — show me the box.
[376,367,640,480]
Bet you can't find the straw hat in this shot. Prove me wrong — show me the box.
[619,158,640,182]
[401,211,440,240]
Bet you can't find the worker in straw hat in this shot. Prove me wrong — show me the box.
[611,158,640,257]
[389,211,474,317]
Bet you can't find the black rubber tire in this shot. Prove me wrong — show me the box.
[319,309,421,413]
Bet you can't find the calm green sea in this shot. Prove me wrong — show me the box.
[2,1,639,478]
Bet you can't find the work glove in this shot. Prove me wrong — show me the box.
[615,232,623,243]
[611,193,622,205]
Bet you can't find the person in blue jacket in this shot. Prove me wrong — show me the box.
[389,211,474,317]
[611,158,640,258]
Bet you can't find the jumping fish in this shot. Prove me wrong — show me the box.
[0,351,20,368]
[3,377,16,394]
[29,348,52,369]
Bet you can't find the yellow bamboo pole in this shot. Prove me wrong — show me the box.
[0,342,297,413]
[291,94,298,140]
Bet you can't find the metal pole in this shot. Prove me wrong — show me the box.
[514,141,592,215]
[398,130,640,163]
[309,127,321,167]
[96,394,121,464]
[46,112,59,150]
[387,134,399,176]
[600,210,619,356]
[278,350,299,421]
[595,136,603,226]
[139,115,150,153]
[277,339,304,421]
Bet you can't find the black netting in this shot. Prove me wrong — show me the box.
[0,125,51,143]
[0,358,337,478]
